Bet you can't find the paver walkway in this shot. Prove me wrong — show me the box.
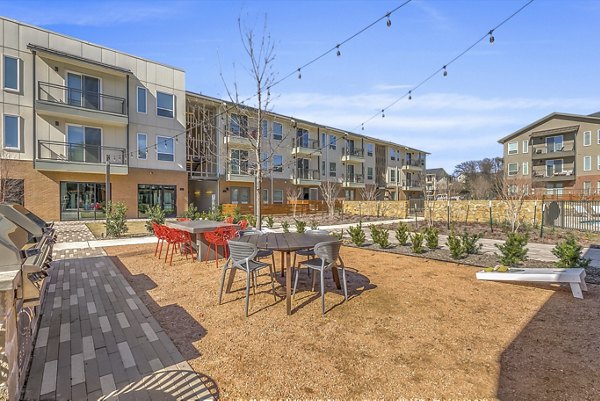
[22,225,215,400]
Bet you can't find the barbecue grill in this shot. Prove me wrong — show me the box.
[0,203,55,242]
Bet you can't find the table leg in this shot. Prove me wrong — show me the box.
[196,236,202,261]
[330,256,344,290]
[285,251,292,315]
[280,252,285,277]
[226,268,237,293]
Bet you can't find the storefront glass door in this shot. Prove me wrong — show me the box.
[60,182,106,220]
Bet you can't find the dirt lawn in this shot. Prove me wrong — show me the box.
[106,245,600,400]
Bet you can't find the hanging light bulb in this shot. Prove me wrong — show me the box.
[386,13,391,27]
[336,45,341,57]
[297,68,302,79]
[361,123,364,131]
[408,90,412,100]
[488,30,495,44]
[381,109,385,118]
[443,65,448,77]
[267,87,271,96]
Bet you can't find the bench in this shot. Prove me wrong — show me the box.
[476,268,588,299]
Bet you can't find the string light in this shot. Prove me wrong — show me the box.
[297,68,302,79]
[489,29,495,43]
[361,123,364,131]
[336,45,341,57]
[443,66,448,77]
[408,90,412,100]
[386,13,392,27]
[381,109,385,118]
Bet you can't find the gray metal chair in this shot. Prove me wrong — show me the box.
[292,229,330,268]
[292,240,348,314]
[238,229,276,267]
[219,240,277,317]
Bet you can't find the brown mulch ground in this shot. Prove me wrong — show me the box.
[106,245,600,400]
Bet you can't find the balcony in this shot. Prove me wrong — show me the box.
[531,145,575,160]
[223,130,255,149]
[226,167,256,183]
[293,169,321,186]
[341,148,365,163]
[291,138,321,157]
[36,82,127,126]
[342,174,365,188]
[401,159,425,171]
[531,170,576,182]
[35,140,128,175]
[402,180,423,191]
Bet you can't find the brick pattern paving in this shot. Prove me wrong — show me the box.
[22,246,214,400]
[53,222,96,243]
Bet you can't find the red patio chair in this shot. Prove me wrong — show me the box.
[204,226,238,269]
[239,219,248,230]
[224,216,234,224]
[153,223,168,258]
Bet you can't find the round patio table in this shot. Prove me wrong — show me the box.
[232,232,343,315]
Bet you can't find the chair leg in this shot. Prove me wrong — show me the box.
[164,242,170,264]
[245,271,251,317]
[188,241,196,261]
[292,268,300,298]
[269,265,277,302]
[320,269,326,314]
[341,267,348,301]
[169,243,175,266]
[154,239,160,257]
[251,271,257,296]
[271,254,276,274]
[214,244,219,270]
[218,264,229,305]
[311,269,317,291]
[158,239,164,258]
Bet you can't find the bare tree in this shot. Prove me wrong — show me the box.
[495,175,529,232]
[320,181,340,217]
[286,186,303,218]
[361,184,379,201]
[0,152,23,203]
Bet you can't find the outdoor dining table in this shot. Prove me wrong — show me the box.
[232,232,343,315]
[166,220,238,261]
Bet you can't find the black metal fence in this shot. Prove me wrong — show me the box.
[543,200,600,232]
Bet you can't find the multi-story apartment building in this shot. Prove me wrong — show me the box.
[0,17,187,221]
[425,168,450,199]
[499,112,600,196]
[185,92,428,210]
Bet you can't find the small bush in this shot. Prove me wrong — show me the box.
[495,232,529,266]
[145,204,165,233]
[461,232,482,255]
[233,207,243,223]
[207,205,223,221]
[183,203,200,220]
[410,232,425,254]
[370,225,391,249]
[265,215,275,228]
[348,223,366,247]
[331,230,344,240]
[245,214,257,228]
[105,201,128,238]
[552,234,591,268]
[294,219,307,233]
[446,231,465,259]
[395,222,409,246]
[424,227,439,250]
[310,219,319,230]
[282,220,290,233]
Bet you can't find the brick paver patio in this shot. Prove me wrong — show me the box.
[22,223,215,400]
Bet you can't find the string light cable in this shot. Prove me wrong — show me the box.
[356,0,536,131]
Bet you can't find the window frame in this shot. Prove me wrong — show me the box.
[137,86,147,114]
[329,162,336,177]
[261,120,269,138]
[507,162,518,176]
[262,189,269,204]
[367,167,374,180]
[3,55,20,92]
[321,160,325,176]
[328,134,336,150]
[597,129,600,145]
[522,161,529,176]
[273,154,283,172]
[584,155,592,171]
[156,135,175,162]
[272,122,283,140]
[137,133,147,160]
[583,131,591,147]
[507,142,518,155]
[156,91,174,119]
[390,169,396,182]
[367,143,374,157]
[522,140,529,154]
[273,189,284,204]
[3,114,20,150]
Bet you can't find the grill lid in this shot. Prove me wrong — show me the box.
[0,215,29,267]
[0,204,50,239]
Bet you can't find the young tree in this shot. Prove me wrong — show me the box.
[495,175,529,232]
[286,186,303,218]
[320,180,340,217]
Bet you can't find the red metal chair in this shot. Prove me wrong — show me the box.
[224,216,234,224]
[152,223,168,258]
[204,226,238,269]
[239,219,249,230]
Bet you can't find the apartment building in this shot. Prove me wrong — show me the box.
[499,112,600,196]
[0,17,187,221]
[425,168,450,199]
[185,92,428,210]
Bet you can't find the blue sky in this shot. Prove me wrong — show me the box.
[3,0,599,173]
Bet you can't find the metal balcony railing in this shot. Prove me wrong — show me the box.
[403,159,425,167]
[532,145,575,155]
[293,137,319,149]
[344,173,365,183]
[402,180,422,188]
[229,164,256,175]
[37,140,126,164]
[37,82,126,115]
[342,148,365,157]
[296,169,320,180]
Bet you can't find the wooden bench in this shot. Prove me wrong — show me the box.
[476,268,588,299]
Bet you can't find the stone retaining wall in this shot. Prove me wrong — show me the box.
[343,201,409,218]
[424,200,543,225]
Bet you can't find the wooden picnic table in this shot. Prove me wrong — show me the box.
[166,220,238,261]
[232,232,343,315]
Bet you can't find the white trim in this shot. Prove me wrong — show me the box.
[522,161,529,176]
[3,114,21,150]
[156,91,175,119]
[522,139,529,153]
[597,129,600,145]
[156,135,175,162]
[136,86,147,114]
[597,155,600,171]
[507,141,518,155]
[272,121,283,140]
[583,130,591,147]
[507,162,518,176]
[3,55,20,92]
[583,155,592,171]
[137,133,147,160]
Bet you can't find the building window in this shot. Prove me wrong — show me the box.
[522,162,529,175]
[584,181,592,195]
[272,122,283,140]
[66,125,102,163]
[390,149,396,161]
[584,131,591,146]
[138,184,176,217]
[522,140,529,153]
[156,92,174,118]
[597,130,600,145]
[231,187,250,204]
[597,155,600,170]
[367,143,374,157]
[329,162,336,177]
[137,87,147,113]
[273,189,283,204]
[584,156,592,171]
[367,167,374,180]
[260,120,268,138]
[321,161,325,175]
[329,134,336,150]
[137,133,147,159]
[3,55,19,92]
[1,179,24,205]
[273,155,283,172]
[390,169,396,182]
[230,149,249,174]
[546,160,563,176]
[321,133,326,148]
[260,152,269,170]
[229,114,248,136]
[507,142,518,155]
[262,189,269,204]
[507,163,518,176]
[60,182,106,221]
[156,136,174,161]
[3,115,20,150]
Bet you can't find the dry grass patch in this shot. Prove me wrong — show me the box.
[106,245,600,400]
[86,221,149,239]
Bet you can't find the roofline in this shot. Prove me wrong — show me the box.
[28,44,132,74]
[186,90,430,154]
[498,112,600,143]
[2,16,185,72]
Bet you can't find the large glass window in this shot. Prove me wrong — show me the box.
[329,162,336,177]
[3,115,19,149]
[231,187,250,204]
[296,128,309,147]
[60,182,106,221]
[584,156,591,171]
[230,149,249,174]
[273,189,283,204]
[584,131,591,146]
[273,155,283,172]
[67,125,101,163]
[329,134,336,150]
[507,163,518,176]
[3,55,19,91]
[137,133,147,159]
[390,149,396,161]
[137,87,147,113]
[156,136,174,161]
[138,184,176,217]
[156,92,174,118]
[507,142,518,155]
[272,122,283,140]
[67,73,100,110]
[545,159,563,176]
[545,135,563,153]
[230,114,248,136]
[367,143,374,157]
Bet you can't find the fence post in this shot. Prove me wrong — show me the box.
[489,200,493,233]
[533,199,537,227]
[540,203,545,238]
[447,200,451,230]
